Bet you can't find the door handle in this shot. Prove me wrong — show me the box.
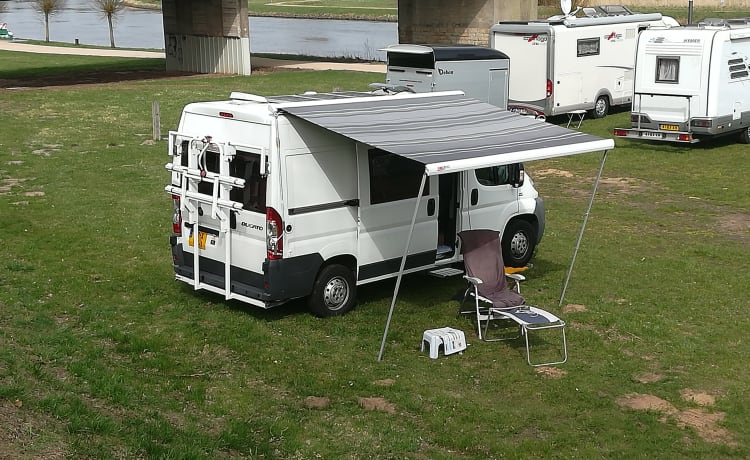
[471,189,478,206]
[427,198,435,216]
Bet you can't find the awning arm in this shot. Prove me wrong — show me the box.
[378,171,428,362]
[559,150,609,307]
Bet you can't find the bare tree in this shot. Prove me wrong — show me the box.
[33,0,65,43]
[91,0,126,48]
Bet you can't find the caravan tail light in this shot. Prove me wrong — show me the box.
[171,194,182,235]
[691,119,712,128]
[266,207,284,260]
[613,128,627,137]
[678,133,693,142]
[546,79,553,98]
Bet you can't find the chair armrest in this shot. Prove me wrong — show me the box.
[506,273,526,282]
[463,275,483,286]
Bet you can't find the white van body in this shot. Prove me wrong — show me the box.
[166,91,546,316]
[378,44,510,109]
[613,18,750,143]
[489,8,678,118]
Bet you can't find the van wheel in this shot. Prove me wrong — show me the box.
[308,265,356,317]
[740,126,750,144]
[592,96,609,119]
[502,220,536,267]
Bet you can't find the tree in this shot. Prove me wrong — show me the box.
[91,0,126,48]
[33,0,65,43]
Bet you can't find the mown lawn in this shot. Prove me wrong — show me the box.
[1,52,749,459]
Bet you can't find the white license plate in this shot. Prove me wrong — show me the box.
[641,131,663,138]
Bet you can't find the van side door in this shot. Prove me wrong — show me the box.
[462,164,520,232]
[356,146,438,282]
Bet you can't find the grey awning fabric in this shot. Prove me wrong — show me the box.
[276,92,614,175]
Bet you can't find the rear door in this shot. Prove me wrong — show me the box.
[491,29,549,114]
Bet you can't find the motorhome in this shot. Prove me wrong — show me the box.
[614,18,750,143]
[166,90,612,317]
[376,44,510,109]
[489,6,678,118]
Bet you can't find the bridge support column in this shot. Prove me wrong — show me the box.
[398,0,537,45]
[162,0,251,75]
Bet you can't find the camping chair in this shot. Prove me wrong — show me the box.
[457,229,567,366]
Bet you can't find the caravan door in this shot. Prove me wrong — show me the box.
[356,146,439,282]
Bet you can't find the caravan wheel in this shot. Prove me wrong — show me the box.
[592,96,609,119]
[502,220,537,267]
[740,126,750,144]
[308,264,356,317]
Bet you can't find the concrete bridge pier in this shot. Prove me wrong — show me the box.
[162,0,251,75]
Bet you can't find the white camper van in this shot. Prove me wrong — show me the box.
[166,90,612,316]
[490,6,678,118]
[614,18,750,143]
[376,44,510,109]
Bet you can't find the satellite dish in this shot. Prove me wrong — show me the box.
[561,0,572,16]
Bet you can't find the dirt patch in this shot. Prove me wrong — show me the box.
[0,177,31,194]
[633,372,665,384]
[0,399,67,459]
[304,396,330,409]
[372,378,395,387]
[535,366,567,378]
[533,168,574,178]
[680,389,717,407]
[563,304,587,314]
[358,397,396,414]
[616,392,736,446]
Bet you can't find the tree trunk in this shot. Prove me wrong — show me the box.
[44,12,50,42]
[108,14,115,48]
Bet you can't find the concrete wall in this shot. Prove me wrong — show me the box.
[398,0,537,46]
[162,0,251,75]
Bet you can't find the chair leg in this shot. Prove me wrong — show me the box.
[522,323,568,367]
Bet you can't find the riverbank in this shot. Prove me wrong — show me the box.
[123,0,398,21]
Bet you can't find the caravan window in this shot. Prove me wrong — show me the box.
[577,38,600,57]
[656,57,680,83]
[368,148,428,204]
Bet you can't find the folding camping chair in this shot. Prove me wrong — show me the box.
[457,229,567,366]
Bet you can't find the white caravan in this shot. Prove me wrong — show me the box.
[489,6,678,118]
[166,90,612,316]
[376,44,510,109]
[614,18,750,143]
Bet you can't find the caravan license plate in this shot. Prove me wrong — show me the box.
[659,124,680,131]
[188,231,209,250]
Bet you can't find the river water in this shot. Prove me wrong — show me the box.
[0,0,397,61]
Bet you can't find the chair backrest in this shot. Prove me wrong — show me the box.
[458,229,509,295]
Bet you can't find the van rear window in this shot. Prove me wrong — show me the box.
[230,152,267,213]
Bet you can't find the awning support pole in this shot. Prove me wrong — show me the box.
[559,150,608,308]
[378,172,428,362]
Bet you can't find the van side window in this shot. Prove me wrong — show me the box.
[368,148,428,204]
[656,56,680,83]
[475,165,511,186]
[577,38,600,57]
[229,151,267,213]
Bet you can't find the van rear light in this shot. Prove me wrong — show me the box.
[171,194,182,235]
[546,79,553,98]
[266,207,284,260]
[678,133,693,142]
[691,119,712,128]
[613,128,627,137]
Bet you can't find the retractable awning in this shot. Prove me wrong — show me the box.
[277,92,614,173]
[275,91,614,361]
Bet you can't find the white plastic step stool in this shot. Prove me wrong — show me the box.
[421,327,467,359]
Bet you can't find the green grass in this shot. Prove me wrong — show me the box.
[1,51,749,458]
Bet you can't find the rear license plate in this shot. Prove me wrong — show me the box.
[642,131,663,138]
[659,124,680,131]
[188,231,209,250]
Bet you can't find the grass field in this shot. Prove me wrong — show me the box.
[1,51,749,458]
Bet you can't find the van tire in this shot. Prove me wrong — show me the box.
[592,96,609,119]
[502,220,536,267]
[308,265,356,317]
[740,126,750,144]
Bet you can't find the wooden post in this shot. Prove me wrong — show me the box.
[152,101,161,141]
